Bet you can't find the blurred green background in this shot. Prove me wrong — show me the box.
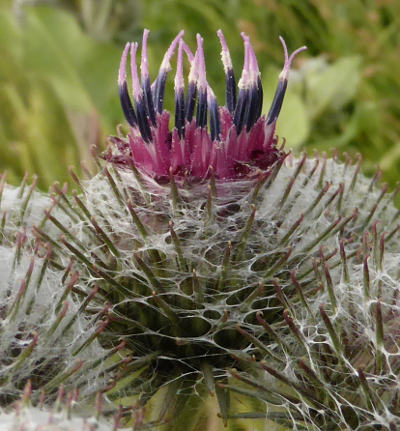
[1,0,400,192]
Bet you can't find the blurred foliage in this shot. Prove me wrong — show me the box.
[1,0,400,191]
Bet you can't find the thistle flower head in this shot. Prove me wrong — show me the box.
[4,27,400,431]
[107,30,306,181]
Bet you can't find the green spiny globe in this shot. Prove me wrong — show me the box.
[34,151,399,429]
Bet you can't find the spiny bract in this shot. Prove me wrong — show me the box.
[0,176,115,409]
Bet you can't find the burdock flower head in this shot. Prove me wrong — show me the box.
[106,29,306,182]
[5,28,400,431]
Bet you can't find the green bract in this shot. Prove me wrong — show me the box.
[1,150,398,429]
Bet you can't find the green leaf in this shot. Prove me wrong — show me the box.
[0,5,125,188]
[22,6,122,123]
[305,56,361,119]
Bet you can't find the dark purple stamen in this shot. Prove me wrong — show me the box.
[217,30,237,114]
[196,89,208,129]
[247,43,263,129]
[226,68,237,114]
[135,96,152,142]
[256,76,263,119]
[119,81,137,128]
[209,91,220,141]
[185,82,197,122]
[181,41,198,123]
[233,89,247,134]
[175,88,185,137]
[153,72,167,114]
[143,76,156,126]
[152,31,184,114]
[266,78,287,125]
[141,30,157,126]
[174,40,185,138]
[266,37,307,125]
[245,79,264,131]
[244,85,258,131]
[233,34,254,134]
[130,43,152,142]
[234,33,264,133]
[195,35,208,129]
[118,43,137,127]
